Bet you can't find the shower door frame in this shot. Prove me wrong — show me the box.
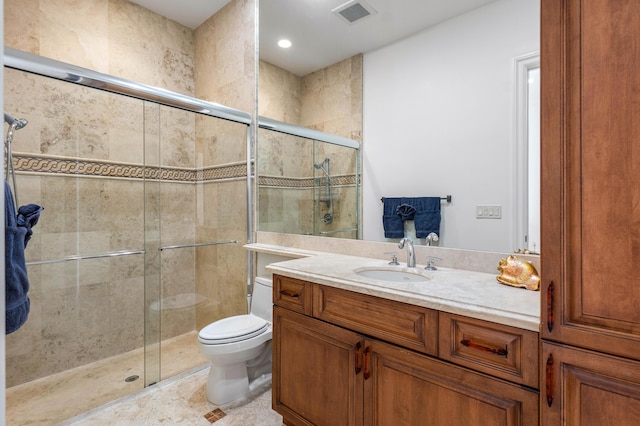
[3,46,255,387]
[257,116,361,239]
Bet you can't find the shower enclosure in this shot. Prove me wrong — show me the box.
[257,117,360,239]
[3,49,252,423]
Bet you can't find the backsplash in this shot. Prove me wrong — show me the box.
[255,231,540,275]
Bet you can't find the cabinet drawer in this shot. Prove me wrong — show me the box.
[439,312,539,388]
[273,275,312,315]
[313,285,438,355]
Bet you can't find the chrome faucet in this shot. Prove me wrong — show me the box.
[398,238,415,267]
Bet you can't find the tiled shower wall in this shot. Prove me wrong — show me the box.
[258,56,362,237]
[4,0,255,386]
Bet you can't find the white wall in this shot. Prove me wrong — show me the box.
[362,0,539,252]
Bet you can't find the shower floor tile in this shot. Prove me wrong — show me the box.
[6,331,206,425]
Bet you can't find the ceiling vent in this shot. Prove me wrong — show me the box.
[332,0,377,25]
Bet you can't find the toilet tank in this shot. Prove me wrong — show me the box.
[250,276,273,322]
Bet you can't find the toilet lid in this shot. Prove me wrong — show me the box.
[199,314,269,344]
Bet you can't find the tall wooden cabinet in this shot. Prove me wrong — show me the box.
[541,0,640,423]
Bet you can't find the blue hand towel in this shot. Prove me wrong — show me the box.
[383,215,404,238]
[382,197,404,238]
[5,181,42,334]
[412,197,441,238]
[382,198,404,238]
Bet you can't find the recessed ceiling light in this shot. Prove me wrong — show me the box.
[278,39,292,48]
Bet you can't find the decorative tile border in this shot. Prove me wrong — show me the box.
[10,153,359,187]
[12,154,247,183]
[258,174,358,188]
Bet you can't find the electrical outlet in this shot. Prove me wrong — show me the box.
[476,205,502,219]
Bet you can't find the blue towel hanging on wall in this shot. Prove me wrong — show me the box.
[382,197,405,238]
[5,181,43,334]
[412,197,441,238]
[382,196,441,239]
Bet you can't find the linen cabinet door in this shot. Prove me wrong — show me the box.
[273,306,365,426]
[363,339,538,426]
[541,0,640,360]
[542,341,640,425]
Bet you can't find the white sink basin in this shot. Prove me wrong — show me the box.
[355,268,430,283]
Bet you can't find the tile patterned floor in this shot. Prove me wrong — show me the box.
[6,330,283,425]
[63,368,283,425]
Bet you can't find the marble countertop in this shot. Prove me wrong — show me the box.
[262,251,541,332]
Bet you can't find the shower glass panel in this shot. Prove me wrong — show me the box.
[258,130,314,235]
[257,126,360,238]
[313,142,360,238]
[4,68,149,422]
[4,65,250,423]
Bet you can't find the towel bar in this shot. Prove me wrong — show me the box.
[26,249,146,266]
[381,195,452,203]
[160,240,238,251]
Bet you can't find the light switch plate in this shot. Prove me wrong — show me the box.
[476,205,502,219]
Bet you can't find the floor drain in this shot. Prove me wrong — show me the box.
[125,375,139,383]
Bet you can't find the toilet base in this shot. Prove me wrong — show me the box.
[206,363,250,405]
[205,343,272,405]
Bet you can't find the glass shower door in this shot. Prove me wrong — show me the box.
[4,69,149,423]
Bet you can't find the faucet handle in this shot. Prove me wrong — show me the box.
[425,256,442,271]
[426,232,439,246]
[385,252,400,265]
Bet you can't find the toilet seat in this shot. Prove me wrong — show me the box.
[199,314,269,345]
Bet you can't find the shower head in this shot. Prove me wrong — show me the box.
[314,157,330,169]
[4,113,28,130]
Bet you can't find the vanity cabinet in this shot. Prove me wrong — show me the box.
[273,306,363,426]
[272,274,539,426]
[541,0,640,423]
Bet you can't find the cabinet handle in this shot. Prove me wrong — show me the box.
[354,342,362,374]
[460,339,508,357]
[545,353,554,407]
[279,289,300,299]
[363,346,371,380]
[547,281,555,333]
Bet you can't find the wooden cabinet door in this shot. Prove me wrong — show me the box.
[272,306,365,426]
[363,339,538,426]
[542,341,640,425]
[541,0,640,360]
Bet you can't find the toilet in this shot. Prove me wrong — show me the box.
[198,276,273,405]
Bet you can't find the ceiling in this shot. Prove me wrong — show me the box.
[131,0,498,76]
